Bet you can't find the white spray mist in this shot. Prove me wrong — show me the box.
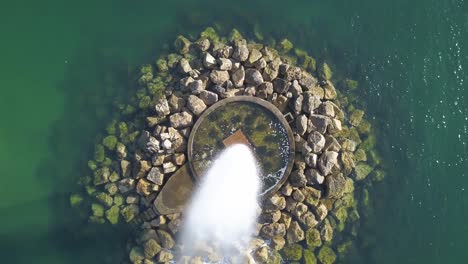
[179,144,261,262]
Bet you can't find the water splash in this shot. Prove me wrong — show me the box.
[179,144,261,263]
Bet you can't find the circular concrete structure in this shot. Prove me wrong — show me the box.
[187,96,295,196]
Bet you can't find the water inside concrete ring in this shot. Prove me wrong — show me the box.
[187,96,295,196]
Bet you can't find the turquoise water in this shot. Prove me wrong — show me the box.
[0,0,467,263]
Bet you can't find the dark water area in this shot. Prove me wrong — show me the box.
[0,0,467,263]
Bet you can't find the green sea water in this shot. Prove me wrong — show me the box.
[0,0,467,263]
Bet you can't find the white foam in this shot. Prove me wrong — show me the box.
[179,144,261,262]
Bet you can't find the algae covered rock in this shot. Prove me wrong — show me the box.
[317,246,337,264]
[318,62,333,80]
[354,162,374,181]
[174,35,191,54]
[105,205,120,224]
[279,38,293,53]
[70,193,83,207]
[303,249,317,264]
[282,243,303,261]
[305,228,322,248]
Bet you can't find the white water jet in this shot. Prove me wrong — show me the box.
[179,144,261,262]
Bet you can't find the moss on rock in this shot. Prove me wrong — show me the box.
[91,203,104,217]
[306,228,322,248]
[303,249,317,264]
[279,38,293,53]
[319,62,333,80]
[354,162,374,181]
[105,205,120,224]
[94,144,105,163]
[102,135,118,150]
[317,246,336,264]
[282,243,303,261]
[95,192,113,207]
[70,193,83,207]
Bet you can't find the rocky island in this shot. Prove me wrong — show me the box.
[70,27,386,264]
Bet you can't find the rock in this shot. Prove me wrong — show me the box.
[264,194,286,212]
[136,178,152,196]
[118,178,135,193]
[285,196,298,212]
[299,72,318,90]
[318,246,336,264]
[210,70,230,85]
[259,210,281,224]
[179,58,192,73]
[174,35,191,54]
[198,90,218,106]
[324,135,341,152]
[105,205,119,224]
[218,45,233,58]
[157,230,175,249]
[292,189,305,202]
[298,212,319,228]
[257,82,273,98]
[282,244,303,261]
[309,114,330,134]
[121,204,139,222]
[244,86,256,96]
[286,221,305,244]
[318,62,333,80]
[354,162,373,181]
[308,131,326,153]
[143,239,161,259]
[188,79,206,95]
[311,85,325,99]
[261,46,278,62]
[155,98,170,116]
[231,66,245,87]
[173,153,186,166]
[285,66,302,81]
[280,183,293,196]
[302,186,321,206]
[292,202,308,219]
[245,68,264,85]
[273,78,289,94]
[318,151,340,176]
[271,236,286,251]
[324,173,347,198]
[196,38,210,51]
[303,249,317,264]
[138,131,160,154]
[169,111,193,128]
[305,228,322,248]
[95,192,113,207]
[254,57,267,69]
[290,80,303,97]
[203,52,217,68]
[289,169,307,187]
[302,94,321,115]
[349,109,365,127]
[296,114,308,136]
[129,247,145,264]
[102,135,118,150]
[147,167,163,185]
[279,38,293,53]
[163,162,177,174]
[323,82,337,100]
[254,246,269,263]
[248,48,263,64]
[314,203,328,222]
[279,212,292,229]
[304,152,317,168]
[187,95,207,116]
[158,249,174,263]
[292,94,303,114]
[93,167,110,185]
[260,222,286,239]
[341,139,357,152]
[120,160,131,177]
[329,118,342,133]
[305,168,324,185]
[134,160,152,179]
[318,102,335,117]
[218,58,232,70]
[232,41,249,61]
